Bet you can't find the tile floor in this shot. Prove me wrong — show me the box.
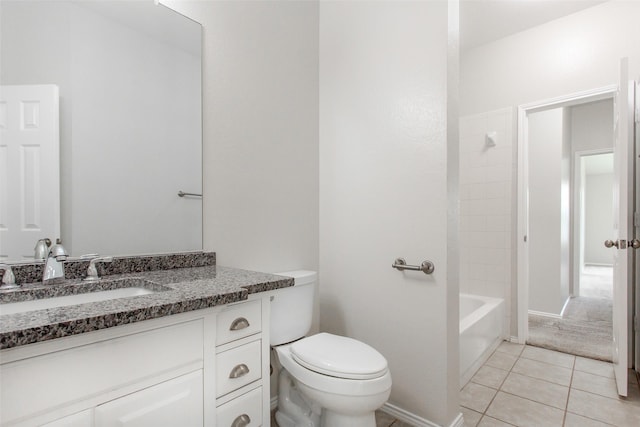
[461,341,640,426]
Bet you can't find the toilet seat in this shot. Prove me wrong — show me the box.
[290,333,388,380]
[275,342,392,397]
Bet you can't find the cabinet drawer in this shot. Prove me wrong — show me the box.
[95,370,203,427]
[217,300,262,345]
[217,386,262,427]
[216,340,262,397]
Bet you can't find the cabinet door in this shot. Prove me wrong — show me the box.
[95,371,203,427]
[42,409,93,427]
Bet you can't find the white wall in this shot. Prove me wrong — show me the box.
[528,108,568,315]
[571,99,615,154]
[319,1,459,425]
[584,172,614,265]
[137,1,459,423]
[160,0,320,404]
[461,1,640,117]
[164,0,320,275]
[459,108,513,330]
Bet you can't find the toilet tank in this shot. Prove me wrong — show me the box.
[270,270,316,346]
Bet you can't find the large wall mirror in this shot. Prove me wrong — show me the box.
[0,0,202,261]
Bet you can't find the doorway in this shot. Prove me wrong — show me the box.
[517,88,616,361]
[576,151,614,300]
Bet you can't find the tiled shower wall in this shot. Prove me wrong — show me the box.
[459,107,515,335]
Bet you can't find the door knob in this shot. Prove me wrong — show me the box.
[629,239,640,249]
[604,240,619,248]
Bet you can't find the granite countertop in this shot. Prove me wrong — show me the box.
[0,265,293,350]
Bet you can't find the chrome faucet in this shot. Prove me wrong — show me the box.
[0,264,19,290]
[43,239,69,284]
[34,238,52,260]
[83,256,113,282]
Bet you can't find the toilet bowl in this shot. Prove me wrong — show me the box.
[270,271,392,427]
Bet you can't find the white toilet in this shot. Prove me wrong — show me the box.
[271,270,392,427]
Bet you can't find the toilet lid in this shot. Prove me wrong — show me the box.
[290,333,388,380]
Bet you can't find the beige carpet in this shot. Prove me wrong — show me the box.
[528,296,613,361]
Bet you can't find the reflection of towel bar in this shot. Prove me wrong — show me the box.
[178,190,202,198]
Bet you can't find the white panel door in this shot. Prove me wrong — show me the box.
[0,85,60,260]
[95,371,203,427]
[611,59,635,396]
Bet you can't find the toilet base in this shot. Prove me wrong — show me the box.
[276,367,320,427]
[322,410,376,427]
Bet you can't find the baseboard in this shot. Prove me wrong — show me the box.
[271,395,278,411]
[559,297,571,318]
[380,402,440,427]
[528,309,562,319]
[509,335,525,345]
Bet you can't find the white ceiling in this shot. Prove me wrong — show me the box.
[460,0,608,51]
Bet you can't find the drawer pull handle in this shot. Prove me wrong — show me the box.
[230,317,250,331]
[231,414,251,427]
[229,363,250,379]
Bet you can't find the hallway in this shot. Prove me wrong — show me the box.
[528,266,613,361]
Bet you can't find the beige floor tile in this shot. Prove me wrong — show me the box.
[375,410,396,427]
[574,356,614,378]
[485,351,518,371]
[461,382,498,413]
[511,357,573,386]
[521,345,575,368]
[567,389,640,426]
[485,391,565,427]
[471,365,509,389]
[564,412,614,427]
[572,370,619,400]
[477,415,514,426]
[495,341,524,356]
[461,407,483,427]
[501,372,569,409]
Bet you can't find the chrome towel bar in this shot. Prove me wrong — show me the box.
[178,190,202,198]
[392,258,435,275]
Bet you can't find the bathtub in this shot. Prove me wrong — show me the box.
[459,294,505,387]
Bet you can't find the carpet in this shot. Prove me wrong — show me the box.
[527,296,613,361]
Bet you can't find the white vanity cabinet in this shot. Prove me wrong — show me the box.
[0,295,271,427]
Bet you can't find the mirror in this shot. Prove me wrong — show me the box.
[0,0,202,261]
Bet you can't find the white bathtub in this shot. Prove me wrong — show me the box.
[459,294,505,387]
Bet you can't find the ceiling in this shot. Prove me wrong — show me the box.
[460,0,608,51]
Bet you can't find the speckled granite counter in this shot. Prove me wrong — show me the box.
[0,265,293,350]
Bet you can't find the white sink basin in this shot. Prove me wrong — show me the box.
[0,287,156,316]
